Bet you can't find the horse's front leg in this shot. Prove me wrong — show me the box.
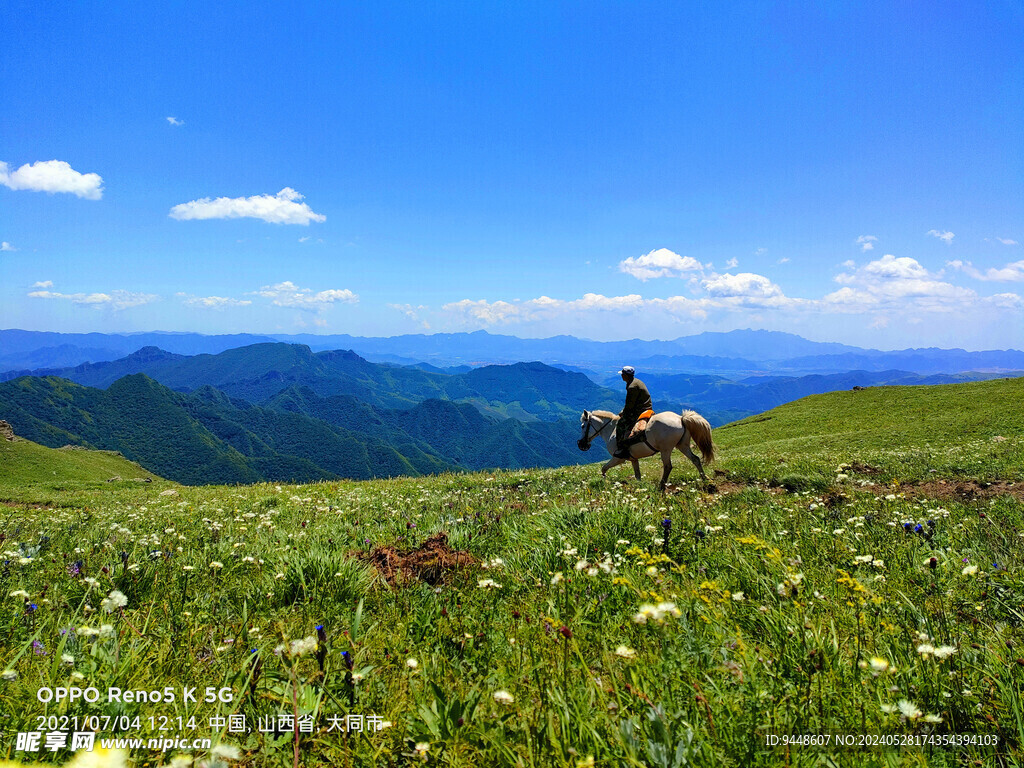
[630,458,641,481]
[601,457,626,477]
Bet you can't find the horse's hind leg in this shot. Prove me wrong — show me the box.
[630,458,641,480]
[659,450,673,492]
[677,436,707,481]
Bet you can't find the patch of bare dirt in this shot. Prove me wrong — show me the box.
[0,501,57,510]
[664,479,784,496]
[867,480,1024,502]
[0,421,16,441]
[361,533,477,586]
[848,461,882,475]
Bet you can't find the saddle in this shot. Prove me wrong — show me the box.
[629,409,656,436]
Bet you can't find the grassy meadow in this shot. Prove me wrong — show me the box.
[1,379,1024,766]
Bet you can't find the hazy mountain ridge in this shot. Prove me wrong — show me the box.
[6,329,1024,378]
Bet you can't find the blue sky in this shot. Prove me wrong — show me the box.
[2,1,1022,349]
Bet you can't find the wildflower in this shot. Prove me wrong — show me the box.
[210,561,224,570]
[406,658,419,669]
[614,645,636,658]
[731,592,745,601]
[645,566,659,576]
[868,657,889,674]
[477,578,502,589]
[62,653,74,664]
[898,700,922,720]
[493,690,514,705]
[211,743,242,760]
[99,624,115,639]
[923,713,943,723]
[414,742,430,755]
[289,636,318,656]
[100,589,128,613]
[83,577,99,588]
[917,643,936,657]
[1,669,17,681]
[8,589,29,600]
[550,572,564,585]
[933,645,957,660]
[961,564,978,576]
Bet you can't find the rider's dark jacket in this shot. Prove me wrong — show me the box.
[617,377,652,440]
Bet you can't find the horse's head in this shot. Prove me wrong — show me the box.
[577,410,593,451]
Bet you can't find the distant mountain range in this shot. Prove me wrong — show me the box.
[0,374,591,485]
[5,328,1024,377]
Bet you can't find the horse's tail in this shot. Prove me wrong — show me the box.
[680,410,715,464]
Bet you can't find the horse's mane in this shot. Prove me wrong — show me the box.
[591,410,617,418]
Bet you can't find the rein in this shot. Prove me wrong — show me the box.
[580,415,612,448]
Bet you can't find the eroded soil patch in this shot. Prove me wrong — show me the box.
[868,479,1024,502]
[362,533,477,586]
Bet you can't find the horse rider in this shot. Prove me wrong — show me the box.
[612,366,653,458]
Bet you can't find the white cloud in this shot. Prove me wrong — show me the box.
[725,257,739,268]
[28,287,158,310]
[856,235,877,251]
[997,237,1018,245]
[251,281,357,308]
[985,292,1023,308]
[166,117,184,126]
[169,188,326,225]
[927,229,955,244]
[0,241,15,251]
[182,295,253,309]
[825,254,974,311]
[618,248,703,280]
[32,280,52,288]
[947,259,1024,282]
[0,160,103,199]
[701,272,786,301]
[863,253,929,280]
[298,236,311,243]
[777,257,790,264]
[442,293,653,325]
[754,247,767,256]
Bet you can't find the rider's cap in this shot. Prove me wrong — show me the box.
[619,366,635,375]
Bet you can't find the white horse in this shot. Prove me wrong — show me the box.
[577,409,716,491]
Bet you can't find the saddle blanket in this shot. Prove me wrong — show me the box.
[628,409,657,438]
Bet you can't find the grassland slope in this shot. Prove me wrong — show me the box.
[0,431,169,497]
[717,376,1024,453]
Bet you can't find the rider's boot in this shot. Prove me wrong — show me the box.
[613,434,643,459]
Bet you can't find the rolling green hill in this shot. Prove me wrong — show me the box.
[713,376,1024,488]
[717,376,1024,452]
[4,343,622,421]
[0,374,594,486]
[0,431,170,496]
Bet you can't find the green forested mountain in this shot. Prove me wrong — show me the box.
[0,374,591,485]
[2,343,621,421]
